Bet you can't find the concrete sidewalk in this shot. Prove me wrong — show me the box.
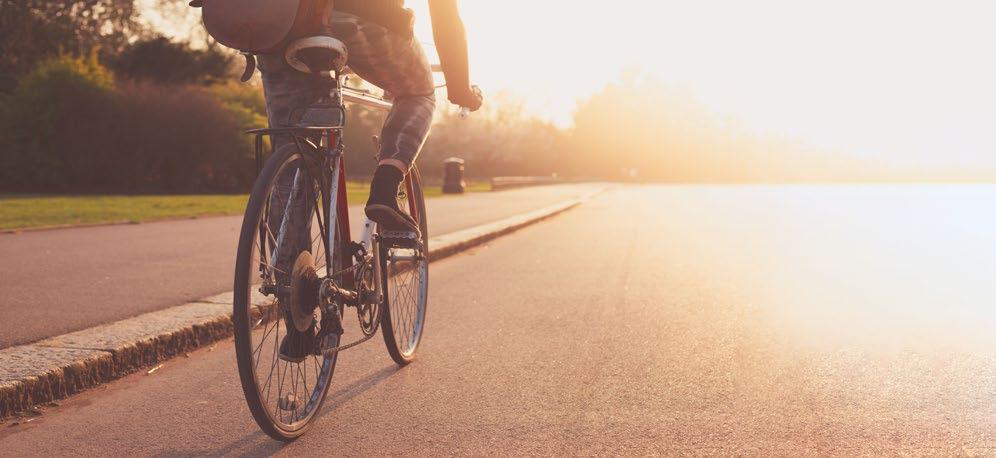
[0,184,601,349]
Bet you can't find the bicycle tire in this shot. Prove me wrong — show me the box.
[379,166,430,365]
[233,143,342,441]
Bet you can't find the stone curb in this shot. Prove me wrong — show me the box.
[0,190,601,419]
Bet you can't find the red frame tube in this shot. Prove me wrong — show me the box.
[405,174,419,224]
[334,138,355,283]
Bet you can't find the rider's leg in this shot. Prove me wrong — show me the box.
[364,93,435,232]
[256,54,329,362]
[256,51,325,278]
[325,12,436,231]
[256,10,435,358]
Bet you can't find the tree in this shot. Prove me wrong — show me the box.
[422,92,566,179]
[570,73,866,182]
[0,0,143,91]
[113,37,233,85]
[0,54,256,193]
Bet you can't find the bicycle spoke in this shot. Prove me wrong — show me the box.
[386,243,426,354]
[262,322,280,408]
[253,239,289,278]
[289,362,298,420]
[301,360,309,407]
[312,193,329,267]
[252,314,281,372]
[252,321,273,368]
[312,355,321,391]
[237,151,353,436]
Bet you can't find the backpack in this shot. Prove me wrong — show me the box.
[192,0,335,54]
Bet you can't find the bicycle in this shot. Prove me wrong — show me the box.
[231,37,469,441]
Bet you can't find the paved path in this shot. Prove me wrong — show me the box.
[0,185,600,349]
[1,185,992,454]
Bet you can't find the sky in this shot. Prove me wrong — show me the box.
[147,0,996,175]
[406,0,996,173]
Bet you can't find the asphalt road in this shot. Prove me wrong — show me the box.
[1,185,993,454]
[0,184,599,348]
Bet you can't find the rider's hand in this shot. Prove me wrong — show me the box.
[448,85,483,112]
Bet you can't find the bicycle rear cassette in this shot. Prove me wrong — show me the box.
[288,251,321,332]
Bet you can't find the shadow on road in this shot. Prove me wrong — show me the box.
[189,363,403,455]
[321,364,403,412]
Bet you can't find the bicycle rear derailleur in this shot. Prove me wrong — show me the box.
[287,250,382,347]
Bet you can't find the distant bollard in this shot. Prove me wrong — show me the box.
[442,157,466,194]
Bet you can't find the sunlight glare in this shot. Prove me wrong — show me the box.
[408,0,996,174]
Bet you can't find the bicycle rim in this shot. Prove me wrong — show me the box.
[233,145,341,441]
[380,167,430,364]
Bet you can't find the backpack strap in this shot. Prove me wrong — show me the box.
[240,53,257,82]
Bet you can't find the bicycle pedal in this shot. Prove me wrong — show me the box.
[381,230,418,239]
[379,231,419,248]
[360,290,382,305]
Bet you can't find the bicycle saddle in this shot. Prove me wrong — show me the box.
[285,35,348,74]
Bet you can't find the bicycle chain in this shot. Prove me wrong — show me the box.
[319,317,380,357]
[317,299,383,357]
[315,254,384,357]
[312,238,421,357]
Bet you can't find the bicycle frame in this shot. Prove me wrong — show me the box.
[233,38,445,437]
[246,75,413,298]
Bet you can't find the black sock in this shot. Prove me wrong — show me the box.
[367,165,404,207]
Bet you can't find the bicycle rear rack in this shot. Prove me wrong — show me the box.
[246,125,344,176]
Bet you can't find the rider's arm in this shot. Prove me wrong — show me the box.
[428,0,482,110]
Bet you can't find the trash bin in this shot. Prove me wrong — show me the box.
[442,157,466,194]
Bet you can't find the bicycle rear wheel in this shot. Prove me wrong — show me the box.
[379,167,430,365]
[233,143,343,441]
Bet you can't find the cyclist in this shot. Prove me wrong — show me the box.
[255,0,482,362]
[259,0,483,233]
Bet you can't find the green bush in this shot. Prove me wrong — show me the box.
[21,51,115,91]
[112,37,233,86]
[210,81,268,130]
[0,0,140,92]
[0,54,258,193]
[0,53,115,189]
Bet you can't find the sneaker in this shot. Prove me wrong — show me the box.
[365,165,420,234]
[278,322,318,363]
[365,203,419,233]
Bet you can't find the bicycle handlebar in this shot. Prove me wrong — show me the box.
[430,65,479,118]
[342,63,478,118]
[341,87,474,119]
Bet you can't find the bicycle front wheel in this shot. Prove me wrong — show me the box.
[379,166,430,365]
[233,144,342,441]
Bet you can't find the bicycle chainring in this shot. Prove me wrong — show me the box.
[355,261,380,337]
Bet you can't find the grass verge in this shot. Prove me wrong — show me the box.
[0,181,491,231]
